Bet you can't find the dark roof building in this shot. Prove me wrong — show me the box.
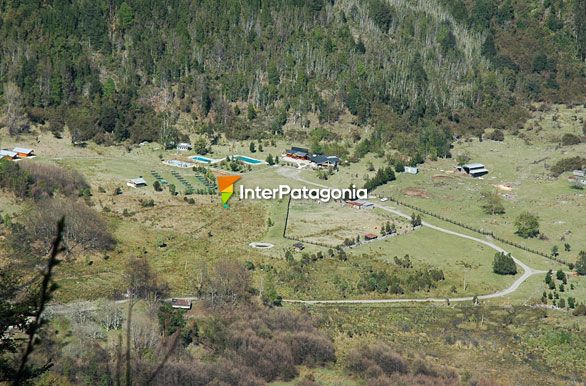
[286,147,310,159]
[309,154,340,167]
[460,163,489,178]
[171,298,192,309]
[293,242,305,251]
[364,233,378,240]
[285,146,340,167]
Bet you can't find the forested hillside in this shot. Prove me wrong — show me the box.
[0,0,584,157]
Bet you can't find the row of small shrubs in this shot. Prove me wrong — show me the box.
[389,197,566,266]
[282,234,332,249]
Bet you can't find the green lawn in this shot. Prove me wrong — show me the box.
[354,226,517,298]
[286,201,408,247]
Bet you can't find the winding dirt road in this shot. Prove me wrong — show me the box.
[277,167,545,305]
[47,167,547,314]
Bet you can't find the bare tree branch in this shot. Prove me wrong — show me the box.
[13,217,65,385]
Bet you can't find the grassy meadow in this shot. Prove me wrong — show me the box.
[292,105,586,266]
[286,201,409,246]
[1,105,585,310]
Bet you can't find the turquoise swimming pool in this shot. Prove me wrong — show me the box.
[191,155,213,163]
[234,155,264,165]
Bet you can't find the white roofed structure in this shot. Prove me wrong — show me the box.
[0,150,18,159]
[127,177,147,188]
[12,147,34,155]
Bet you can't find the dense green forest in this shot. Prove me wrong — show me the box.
[0,0,585,157]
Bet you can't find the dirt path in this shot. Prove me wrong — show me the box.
[277,167,545,305]
[47,167,547,313]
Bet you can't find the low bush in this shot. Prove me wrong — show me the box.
[346,343,409,376]
[345,343,461,385]
[560,133,581,146]
[550,156,585,177]
[487,129,505,141]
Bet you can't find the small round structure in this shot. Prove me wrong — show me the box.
[249,242,274,249]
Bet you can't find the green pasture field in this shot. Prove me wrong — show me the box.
[2,105,585,309]
[53,199,269,302]
[1,155,570,305]
[378,106,586,263]
[353,226,516,298]
[289,106,586,267]
[286,201,409,247]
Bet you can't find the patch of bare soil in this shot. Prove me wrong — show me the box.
[403,187,429,198]
[494,184,513,191]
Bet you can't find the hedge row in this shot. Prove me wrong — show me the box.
[388,197,569,267]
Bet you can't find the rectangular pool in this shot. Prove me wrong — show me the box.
[164,160,195,168]
[191,155,213,164]
[234,155,264,165]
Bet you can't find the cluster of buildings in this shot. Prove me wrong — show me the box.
[0,147,35,161]
[284,147,340,168]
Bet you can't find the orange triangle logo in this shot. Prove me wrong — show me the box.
[217,175,241,193]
